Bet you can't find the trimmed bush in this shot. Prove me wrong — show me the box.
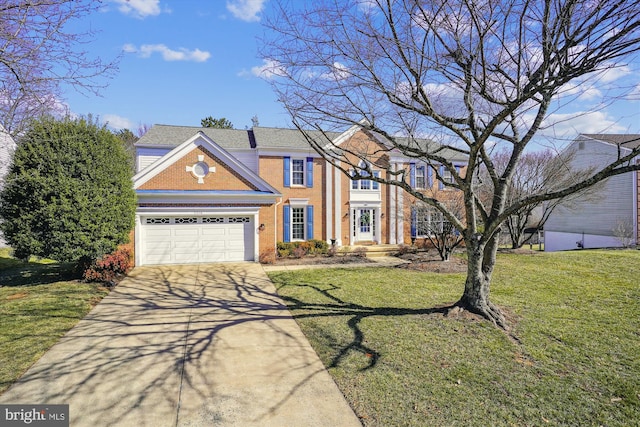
[292,245,307,259]
[277,240,330,258]
[308,239,329,254]
[0,116,136,267]
[259,248,276,264]
[353,246,369,257]
[83,247,133,285]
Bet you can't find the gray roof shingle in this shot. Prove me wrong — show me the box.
[136,125,251,149]
[136,124,468,162]
[582,134,640,149]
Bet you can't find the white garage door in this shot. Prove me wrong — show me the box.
[141,216,254,265]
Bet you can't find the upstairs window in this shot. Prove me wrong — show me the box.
[351,162,380,190]
[292,159,305,185]
[284,157,314,188]
[416,166,426,189]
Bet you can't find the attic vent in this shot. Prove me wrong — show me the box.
[578,141,585,150]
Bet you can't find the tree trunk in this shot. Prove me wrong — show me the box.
[455,239,506,328]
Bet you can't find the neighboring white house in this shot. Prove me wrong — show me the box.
[545,134,640,252]
[0,126,17,247]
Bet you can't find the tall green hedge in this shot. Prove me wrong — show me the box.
[0,116,136,265]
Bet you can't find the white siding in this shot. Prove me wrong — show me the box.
[545,138,637,251]
[545,231,625,252]
[0,129,16,247]
[0,129,15,182]
[232,150,259,174]
[136,147,171,172]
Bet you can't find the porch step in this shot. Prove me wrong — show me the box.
[344,244,402,257]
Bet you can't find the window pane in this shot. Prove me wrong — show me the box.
[416,166,425,189]
[292,207,305,240]
[292,159,304,185]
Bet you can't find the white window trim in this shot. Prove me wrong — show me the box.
[414,205,447,237]
[288,199,310,241]
[291,158,306,187]
[288,198,309,206]
[350,167,381,191]
[415,165,426,189]
[291,206,306,241]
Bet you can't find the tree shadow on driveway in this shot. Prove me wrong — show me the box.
[0,263,361,427]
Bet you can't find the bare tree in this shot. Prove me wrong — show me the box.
[481,148,601,249]
[263,0,640,327]
[0,0,119,137]
[612,218,635,248]
[414,194,465,261]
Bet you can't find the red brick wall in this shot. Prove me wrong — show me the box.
[259,155,325,242]
[338,130,391,244]
[139,146,257,191]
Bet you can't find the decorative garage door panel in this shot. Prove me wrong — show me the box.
[142,216,254,265]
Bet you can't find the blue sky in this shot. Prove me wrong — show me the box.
[64,0,289,132]
[62,0,640,140]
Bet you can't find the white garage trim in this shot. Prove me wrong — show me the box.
[135,207,260,266]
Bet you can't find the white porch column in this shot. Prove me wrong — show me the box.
[334,161,343,246]
[396,166,404,244]
[390,163,398,244]
[325,160,333,244]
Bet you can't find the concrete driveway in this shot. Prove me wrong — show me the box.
[0,263,362,427]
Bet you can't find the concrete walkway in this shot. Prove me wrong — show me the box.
[0,263,362,427]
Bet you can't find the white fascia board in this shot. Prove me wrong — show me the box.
[581,134,636,153]
[137,206,262,216]
[136,190,280,205]
[256,148,322,158]
[326,123,364,151]
[134,143,176,149]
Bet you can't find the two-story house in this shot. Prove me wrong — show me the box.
[544,134,640,251]
[132,124,467,266]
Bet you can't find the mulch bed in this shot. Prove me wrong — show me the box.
[395,251,468,273]
[272,250,468,273]
[273,254,376,266]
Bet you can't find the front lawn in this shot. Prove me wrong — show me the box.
[269,250,640,426]
[0,248,109,394]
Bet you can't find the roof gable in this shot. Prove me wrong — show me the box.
[581,134,640,150]
[133,131,279,195]
[326,123,468,163]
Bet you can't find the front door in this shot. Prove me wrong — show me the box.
[357,208,374,242]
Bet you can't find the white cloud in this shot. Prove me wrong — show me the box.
[538,110,627,137]
[627,83,640,101]
[112,0,162,18]
[251,59,287,79]
[320,62,350,81]
[102,114,135,130]
[124,44,211,62]
[558,81,603,101]
[227,0,266,22]
[597,65,632,83]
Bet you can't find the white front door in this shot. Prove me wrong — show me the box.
[356,208,374,242]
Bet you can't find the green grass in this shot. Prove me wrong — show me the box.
[0,248,109,394]
[269,250,640,426]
